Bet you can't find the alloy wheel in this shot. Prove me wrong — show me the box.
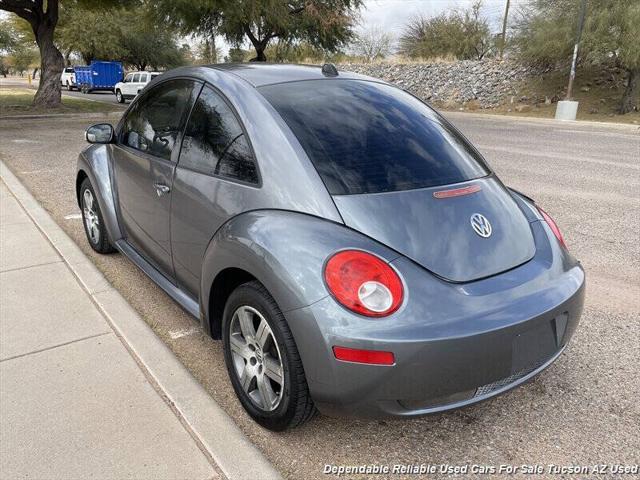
[229,306,284,411]
[82,189,100,245]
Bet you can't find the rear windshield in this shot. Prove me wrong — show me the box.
[260,80,490,195]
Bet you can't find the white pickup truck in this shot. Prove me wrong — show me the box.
[60,67,76,90]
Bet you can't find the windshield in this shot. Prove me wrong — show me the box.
[260,80,490,195]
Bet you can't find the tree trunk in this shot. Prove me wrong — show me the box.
[250,43,268,62]
[32,23,64,107]
[619,68,639,114]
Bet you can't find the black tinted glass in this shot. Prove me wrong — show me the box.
[121,79,195,161]
[179,86,258,184]
[260,80,490,195]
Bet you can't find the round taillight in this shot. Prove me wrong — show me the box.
[537,206,567,249]
[324,250,403,317]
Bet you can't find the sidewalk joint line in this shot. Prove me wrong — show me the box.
[0,331,112,363]
[0,259,63,274]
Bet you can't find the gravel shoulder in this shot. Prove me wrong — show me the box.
[0,112,638,479]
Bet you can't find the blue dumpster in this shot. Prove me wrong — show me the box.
[75,61,123,93]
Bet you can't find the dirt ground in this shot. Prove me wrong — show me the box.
[0,112,638,479]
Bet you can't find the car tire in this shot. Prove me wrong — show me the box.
[116,90,125,104]
[79,178,116,254]
[222,281,316,431]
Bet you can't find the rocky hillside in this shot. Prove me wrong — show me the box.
[338,60,542,108]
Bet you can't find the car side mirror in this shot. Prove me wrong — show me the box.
[86,123,114,144]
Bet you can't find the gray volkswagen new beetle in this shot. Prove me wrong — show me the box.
[76,64,585,430]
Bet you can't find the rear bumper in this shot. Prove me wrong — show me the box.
[285,222,585,418]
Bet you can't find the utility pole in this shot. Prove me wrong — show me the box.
[499,0,510,59]
[565,0,588,100]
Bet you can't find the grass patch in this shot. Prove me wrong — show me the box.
[0,88,123,116]
[438,66,640,125]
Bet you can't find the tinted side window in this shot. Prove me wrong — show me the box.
[120,79,196,161]
[179,86,258,184]
[132,73,140,83]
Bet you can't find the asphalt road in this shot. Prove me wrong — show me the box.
[0,112,638,479]
[62,88,123,105]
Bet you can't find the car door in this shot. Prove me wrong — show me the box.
[171,84,260,296]
[136,73,148,96]
[129,73,141,96]
[121,73,133,96]
[113,78,200,278]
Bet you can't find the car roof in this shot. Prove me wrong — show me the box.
[205,63,381,87]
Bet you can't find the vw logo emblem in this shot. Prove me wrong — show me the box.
[470,213,492,238]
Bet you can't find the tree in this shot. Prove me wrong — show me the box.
[153,0,362,62]
[0,18,19,77]
[9,42,38,75]
[0,19,18,50]
[263,40,328,63]
[0,16,40,76]
[55,7,123,64]
[352,26,393,62]
[118,12,186,70]
[513,0,640,113]
[0,1,133,107]
[225,47,250,63]
[584,0,639,113]
[195,35,221,64]
[53,3,186,70]
[399,1,492,61]
[0,0,64,106]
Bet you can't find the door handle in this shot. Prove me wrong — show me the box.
[153,183,170,197]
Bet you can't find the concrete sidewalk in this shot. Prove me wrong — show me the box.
[0,167,281,479]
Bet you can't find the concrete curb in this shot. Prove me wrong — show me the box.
[443,110,640,131]
[0,160,282,480]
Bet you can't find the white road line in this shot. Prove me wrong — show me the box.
[168,326,200,340]
[64,213,82,220]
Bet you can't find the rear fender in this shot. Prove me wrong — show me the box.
[199,210,400,336]
[76,145,123,243]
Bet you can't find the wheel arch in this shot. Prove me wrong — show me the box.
[76,149,123,243]
[207,267,258,339]
[199,210,400,338]
[75,169,89,208]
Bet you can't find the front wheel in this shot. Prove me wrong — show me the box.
[80,178,116,254]
[222,281,316,431]
[115,90,125,104]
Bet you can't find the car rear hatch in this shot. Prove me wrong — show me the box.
[258,79,536,281]
[333,177,535,282]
